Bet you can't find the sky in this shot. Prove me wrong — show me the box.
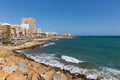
[0,0,120,35]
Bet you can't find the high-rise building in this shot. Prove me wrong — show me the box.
[21,18,36,38]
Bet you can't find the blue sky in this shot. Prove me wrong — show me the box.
[0,0,120,35]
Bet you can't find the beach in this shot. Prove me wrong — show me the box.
[0,38,89,80]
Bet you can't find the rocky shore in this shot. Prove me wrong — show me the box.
[0,39,98,80]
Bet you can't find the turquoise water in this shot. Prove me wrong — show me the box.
[23,36,120,79]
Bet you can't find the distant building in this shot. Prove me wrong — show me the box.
[65,33,71,37]
[36,29,42,38]
[11,25,16,39]
[12,25,23,38]
[21,24,30,37]
[21,18,36,38]
[0,23,12,41]
[42,32,58,37]
[60,33,72,37]
[0,24,2,38]
[48,32,58,36]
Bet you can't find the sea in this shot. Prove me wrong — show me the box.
[20,36,120,80]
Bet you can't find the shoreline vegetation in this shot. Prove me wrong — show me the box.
[0,37,99,80]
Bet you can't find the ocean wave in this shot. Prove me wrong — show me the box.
[101,67,120,80]
[14,50,25,54]
[103,67,120,75]
[42,42,55,47]
[61,55,83,63]
[55,39,59,41]
[29,53,65,68]
[24,53,120,80]
[52,39,59,41]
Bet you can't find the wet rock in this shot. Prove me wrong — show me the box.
[6,70,26,80]
[3,64,18,74]
[0,70,8,80]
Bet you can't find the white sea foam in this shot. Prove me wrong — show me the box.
[103,67,120,75]
[86,74,98,79]
[15,50,21,53]
[55,39,59,41]
[42,42,55,47]
[52,39,59,41]
[101,67,120,80]
[85,69,103,79]
[14,50,25,54]
[25,53,120,80]
[61,55,83,63]
[29,53,65,68]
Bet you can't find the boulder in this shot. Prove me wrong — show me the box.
[37,74,45,80]
[41,74,49,80]
[27,70,34,80]
[30,61,40,68]
[32,73,38,80]
[4,58,15,66]
[73,78,82,80]
[3,64,18,74]
[0,58,5,64]
[0,58,5,69]
[19,61,27,74]
[0,52,7,58]
[11,56,24,65]
[6,70,26,80]
[44,70,54,80]
[0,70,8,80]
[53,72,68,80]
[34,68,42,74]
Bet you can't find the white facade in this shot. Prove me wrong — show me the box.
[21,24,29,29]
[43,32,58,37]
[21,24,30,37]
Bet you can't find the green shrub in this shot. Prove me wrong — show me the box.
[2,41,14,44]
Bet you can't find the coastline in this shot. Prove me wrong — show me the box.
[0,38,97,80]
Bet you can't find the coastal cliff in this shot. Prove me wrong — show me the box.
[0,39,96,80]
